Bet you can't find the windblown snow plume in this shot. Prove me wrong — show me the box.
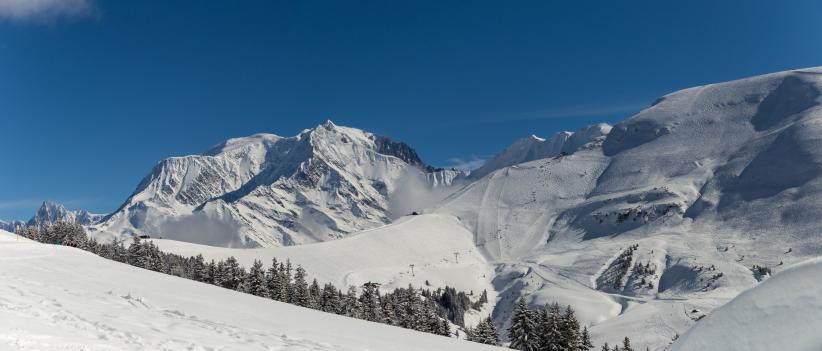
[388,170,461,219]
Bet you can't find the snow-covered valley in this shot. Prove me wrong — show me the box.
[5,66,822,350]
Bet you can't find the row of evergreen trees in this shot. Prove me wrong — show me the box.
[15,223,485,338]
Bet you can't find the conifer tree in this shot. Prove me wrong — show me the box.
[622,337,633,351]
[508,298,538,351]
[439,319,451,336]
[245,259,269,297]
[381,297,398,325]
[203,259,216,284]
[581,326,595,350]
[223,256,243,290]
[308,278,321,309]
[321,283,340,313]
[292,265,309,307]
[127,236,144,268]
[562,305,582,351]
[279,261,293,302]
[265,258,281,300]
[470,317,500,346]
[190,254,206,282]
[359,282,382,322]
[343,286,362,318]
[538,303,563,351]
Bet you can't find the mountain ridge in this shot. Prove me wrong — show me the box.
[90,120,467,247]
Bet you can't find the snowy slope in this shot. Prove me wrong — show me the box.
[429,67,822,348]
[91,120,461,248]
[155,213,497,305]
[0,229,503,351]
[469,123,611,179]
[670,258,822,351]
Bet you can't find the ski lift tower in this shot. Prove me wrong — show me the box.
[409,264,415,277]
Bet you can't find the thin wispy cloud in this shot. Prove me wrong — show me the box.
[0,199,43,210]
[447,156,487,171]
[0,0,97,23]
[0,197,103,211]
[503,102,648,121]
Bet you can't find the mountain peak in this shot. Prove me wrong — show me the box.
[470,123,611,179]
[26,200,103,228]
[93,121,451,247]
[321,119,337,129]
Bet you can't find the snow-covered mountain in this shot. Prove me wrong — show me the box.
[27,201,104,228]
[155,67,822,350]
[0,201,103,231]
[91,121,461,247]
[0,219,24,232]
[430,66,822,347]
[469,123,611,179]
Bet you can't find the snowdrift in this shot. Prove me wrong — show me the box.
[671,258,822,351]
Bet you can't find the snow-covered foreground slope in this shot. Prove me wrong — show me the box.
[671,258,822,351]
[0,229,503,351]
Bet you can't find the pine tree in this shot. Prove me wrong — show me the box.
[308,278,321,309]
[439,319,451,336]
[265,258,282,300]
[203,259,216,284]
[581,326,595,350]
[508,298,538,351]
[222,256,243,290]
[622,337,633,351]
[537,303,563,351]
[245,259,269,297]
[279,261,293,302]
[127,236,144,268]
[381,297,398,325]
[601,343,610,351]
[321,283,340,313]
[292,265,309,307]
[359,282,382,322]
[343,286,362,318]
[470,317,500,346]
[562,305,582,351]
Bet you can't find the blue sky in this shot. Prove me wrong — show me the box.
[1,0,821,220]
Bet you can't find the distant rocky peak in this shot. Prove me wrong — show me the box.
[27,201,104,228]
